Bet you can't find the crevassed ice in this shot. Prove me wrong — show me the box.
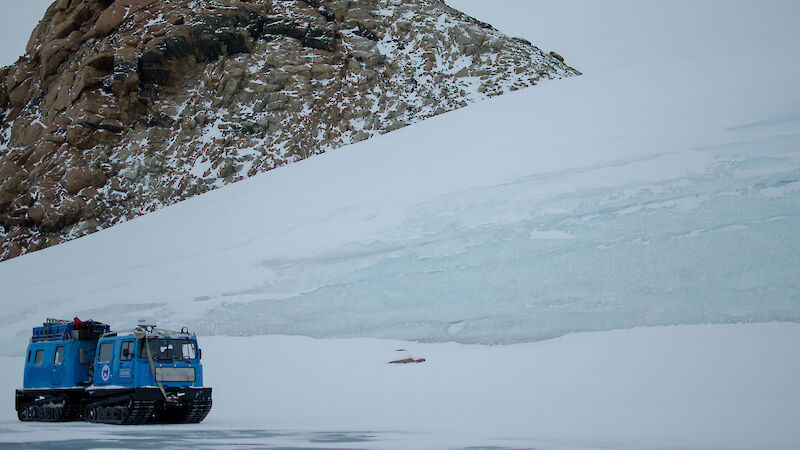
[194,123,800,344]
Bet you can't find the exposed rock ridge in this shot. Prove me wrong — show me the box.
[0,0,579,260]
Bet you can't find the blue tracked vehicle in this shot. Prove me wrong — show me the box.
[15,318,212,424]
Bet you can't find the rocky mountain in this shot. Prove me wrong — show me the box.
[0,0,578,261]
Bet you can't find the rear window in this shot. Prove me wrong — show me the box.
[34,349,44,366]
[97,343,113,363]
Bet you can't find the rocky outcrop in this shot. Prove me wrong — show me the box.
[0,0,579,261]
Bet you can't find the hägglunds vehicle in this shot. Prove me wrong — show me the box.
[15,318,212,424]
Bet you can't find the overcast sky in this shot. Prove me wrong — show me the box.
[448,0,800,72]
[0,0,51,67]
[2,1,799,73]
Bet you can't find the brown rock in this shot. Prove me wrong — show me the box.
[0,191,14,214]
[61,168,107,195]
[17,120,47,147]
[39,30,82,77]
[64,125,92,148]
[8,193,32,216]
[78,186,99,198]
[5,64,33,91]
[0,160,22,182]
[26,21,46,55]
[93,0,157,38]
[57,196,86,224]
[27,204,45,224]
[389,358,426,364]
[549,51,565,63]
[8,79,33,109]
[4,242,23,259]
[48,71,76,113]
[0,67,8,108]
[70,66,108,102]
[85,51,115,71]
[26,142,60,171]
[39,215,60,233]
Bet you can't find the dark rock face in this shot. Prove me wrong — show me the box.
[305,26,336,51]
[263,19,308,40]
[0,0,579,261]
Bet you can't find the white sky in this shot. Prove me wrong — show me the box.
[2,1,799,73]
[0,0,51,67]
[448,0,800,72]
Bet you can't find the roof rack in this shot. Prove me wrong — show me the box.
[45,318,73,325]
[102,326,193,339]
[30,319,109,343]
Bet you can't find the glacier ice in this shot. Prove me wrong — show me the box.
[196,125,800,343]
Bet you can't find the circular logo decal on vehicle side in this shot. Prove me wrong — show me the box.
[101,364,111,382]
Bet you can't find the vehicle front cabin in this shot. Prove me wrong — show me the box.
[92,328,204,389]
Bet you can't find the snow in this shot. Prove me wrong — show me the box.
[0,111,10,150]
[528,230,575,240]
[1,0,799,448]
[1,323,799,449]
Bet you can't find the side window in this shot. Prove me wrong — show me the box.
[53,346,64,365]
[79,348,88,364]
[27,350,31,363]
[97,343,113,363]
[181,342,197,359]
[34,349,45,366]
[120,341,133,361]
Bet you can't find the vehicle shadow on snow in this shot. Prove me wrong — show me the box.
[0,428,380,449]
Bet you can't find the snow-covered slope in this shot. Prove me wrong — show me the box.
[1,12,800,350]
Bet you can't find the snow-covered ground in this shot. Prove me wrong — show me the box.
[2,323,799,449]
[1,1,799,448]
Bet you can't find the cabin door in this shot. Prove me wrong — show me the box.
[117,340,135,385]
[50,345,64,385]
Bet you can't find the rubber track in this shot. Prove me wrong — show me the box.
[86,399,155,425]
[61,398,81,421]
[183,400,212,423]
[122,400,156,425]
[18,399,78,422]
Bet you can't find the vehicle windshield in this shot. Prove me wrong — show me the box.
[138,339,197,360]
